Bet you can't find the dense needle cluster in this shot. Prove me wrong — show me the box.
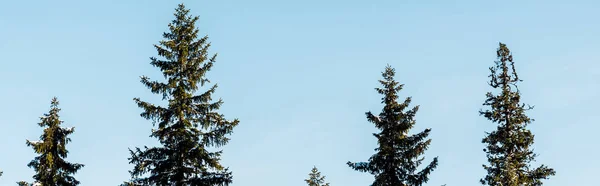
[347,65,438,186]
[122,3,239,186]
[479,43,555,186]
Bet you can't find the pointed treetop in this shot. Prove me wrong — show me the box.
[51,96,59,107]
[305,166,330,186]
[38,97,63,127]
[383,64,395,80]
[176,3,188,13]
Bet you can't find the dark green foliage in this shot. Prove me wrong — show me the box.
[22,97,84,186]
[305,166,330,186]
[15,182,40,186]
[347,65,438,186]
[120,182,139,186]
[123,3,239,186]
[479,43,555,186]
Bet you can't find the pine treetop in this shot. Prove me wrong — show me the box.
[347,65,438,186]
[479,43,555,186]
[125,3,239,186]
[305,166,330,186]
[23,97,83,186]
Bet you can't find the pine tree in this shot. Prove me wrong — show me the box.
[479,43,555,186]
[21,97,84,186]
[123,3,239,186]
[347,65,438,186]
[304,166,330,186]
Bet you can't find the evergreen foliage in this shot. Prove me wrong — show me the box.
[21,97,83,186]
[347,65,438,186]
[123,3,239,186]
[119,182,138,186]
[479,43,555,186]
[304,166,330,186]
[16,181,41,186]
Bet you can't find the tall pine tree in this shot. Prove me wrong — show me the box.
[124,3,239,186]
[304,166,330,186]
[480,43,555,186]
[20,97,83,186]
[347,65,438,186]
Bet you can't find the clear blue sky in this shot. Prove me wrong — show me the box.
[1,0,598,185]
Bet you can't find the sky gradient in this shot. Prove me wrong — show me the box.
[1,0,599,185]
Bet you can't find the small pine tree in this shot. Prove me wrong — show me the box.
[21,97,83,186]
[479,43,555,186]
[347,65,438,186]
[304,166,330,186]
[123,3,239,186]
